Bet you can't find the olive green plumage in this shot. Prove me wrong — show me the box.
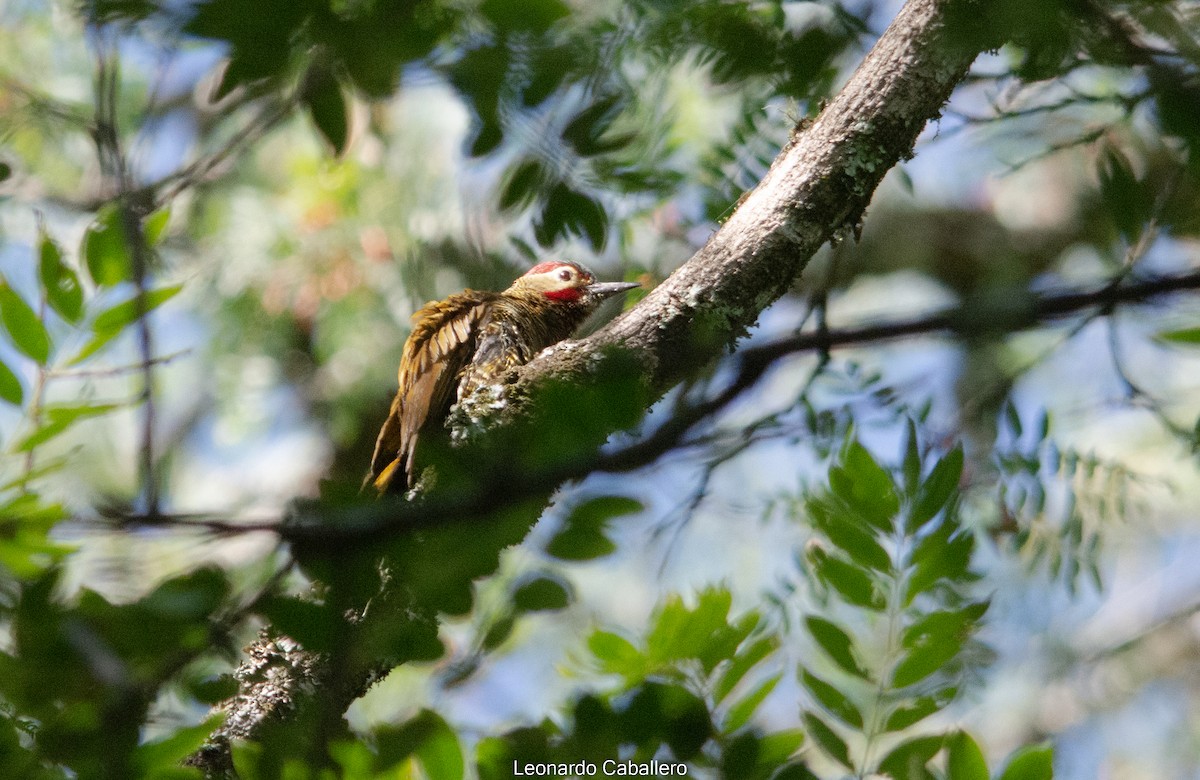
[367,261,638,493]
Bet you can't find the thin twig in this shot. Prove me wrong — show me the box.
[760,267,1200,358]
[1106,316,1193,442]
[945,88,1145,124]
[48,349,192,379]
[153,96,297,204]
[92,37,161,515]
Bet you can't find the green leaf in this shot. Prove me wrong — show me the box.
[0,493,72,577]
[67,329,121,366]
[891,614,970,689]
[809,547,885,610]
[902,418,921,491]
[800,668,863,728]
[82,203,133,286]
[183,0,307,90]
[588,630,643,676]
[808,497,892,572]
[0,456,70,490]
[93,284,183,332]
[1004,399,1023,437]
[134,714,224,773]
[805,616,869,679]
[258,596,336,653]
[469,117,504,157]
[13,403,121,452]
[909,445,963,531]
[329,740,374,778]
[646,589,729,661]
[143,207,171,247]
[883,688,956,731]
[230,741,261,780]
[723,672,780,733]
[546,495,640,561]
[947,732,989,780]
[998,743,1053,780]
[627,681,711,760]
[714,635,779,703]
[756,729,805,766]
[414,712,464,780]
[0,358,22,405]
[511,572,572,612]
[1034,409,1050,442]
[38,229,83,323]
[523,45,574,105]
[562,95,620,148]
[13,412,75,448]
[903,602,988,647]
[643,589,754,673]
[533,183,609,251]
[377,710,464,780]
[905,521,975,604]
[1158,326,1200,345]
[480,0,569,34]
[1097,145,1146,242]
[803,713,851,770]
[877,735,943,780]
[303,66,349,156]
[499,159,545,211]
[561,94,634,156]
[0,491,68,525]
[0,281,50,364]
[70,284,183,365]
[721,731,760,780]
[481,613,516,651]
[829,441,899,531]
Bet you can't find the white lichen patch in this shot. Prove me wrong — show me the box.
[448,383,510,441]
[683,283,708,307]
[538,339,582,360]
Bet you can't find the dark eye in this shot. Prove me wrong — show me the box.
[558,268,573,281]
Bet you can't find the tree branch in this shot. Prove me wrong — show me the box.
[189,1,991,772]
[493,0,986,411]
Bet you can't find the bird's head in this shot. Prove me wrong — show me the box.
[510,260,640,307]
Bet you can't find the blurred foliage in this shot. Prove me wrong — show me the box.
[0,0,1199,778]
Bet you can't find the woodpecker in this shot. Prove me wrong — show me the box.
[366,261,639,493]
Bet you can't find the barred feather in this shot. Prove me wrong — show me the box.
[367,261,630,493]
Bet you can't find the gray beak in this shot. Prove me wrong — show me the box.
[587,281,641,300]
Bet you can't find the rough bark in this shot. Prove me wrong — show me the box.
[505,0,984,404]
[191,0,987,773]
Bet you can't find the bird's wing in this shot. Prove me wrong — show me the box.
[457,296,567,399]
[457,314,529,401]
[368,291,494,492]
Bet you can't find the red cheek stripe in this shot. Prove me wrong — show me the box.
[543,288,583,302]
